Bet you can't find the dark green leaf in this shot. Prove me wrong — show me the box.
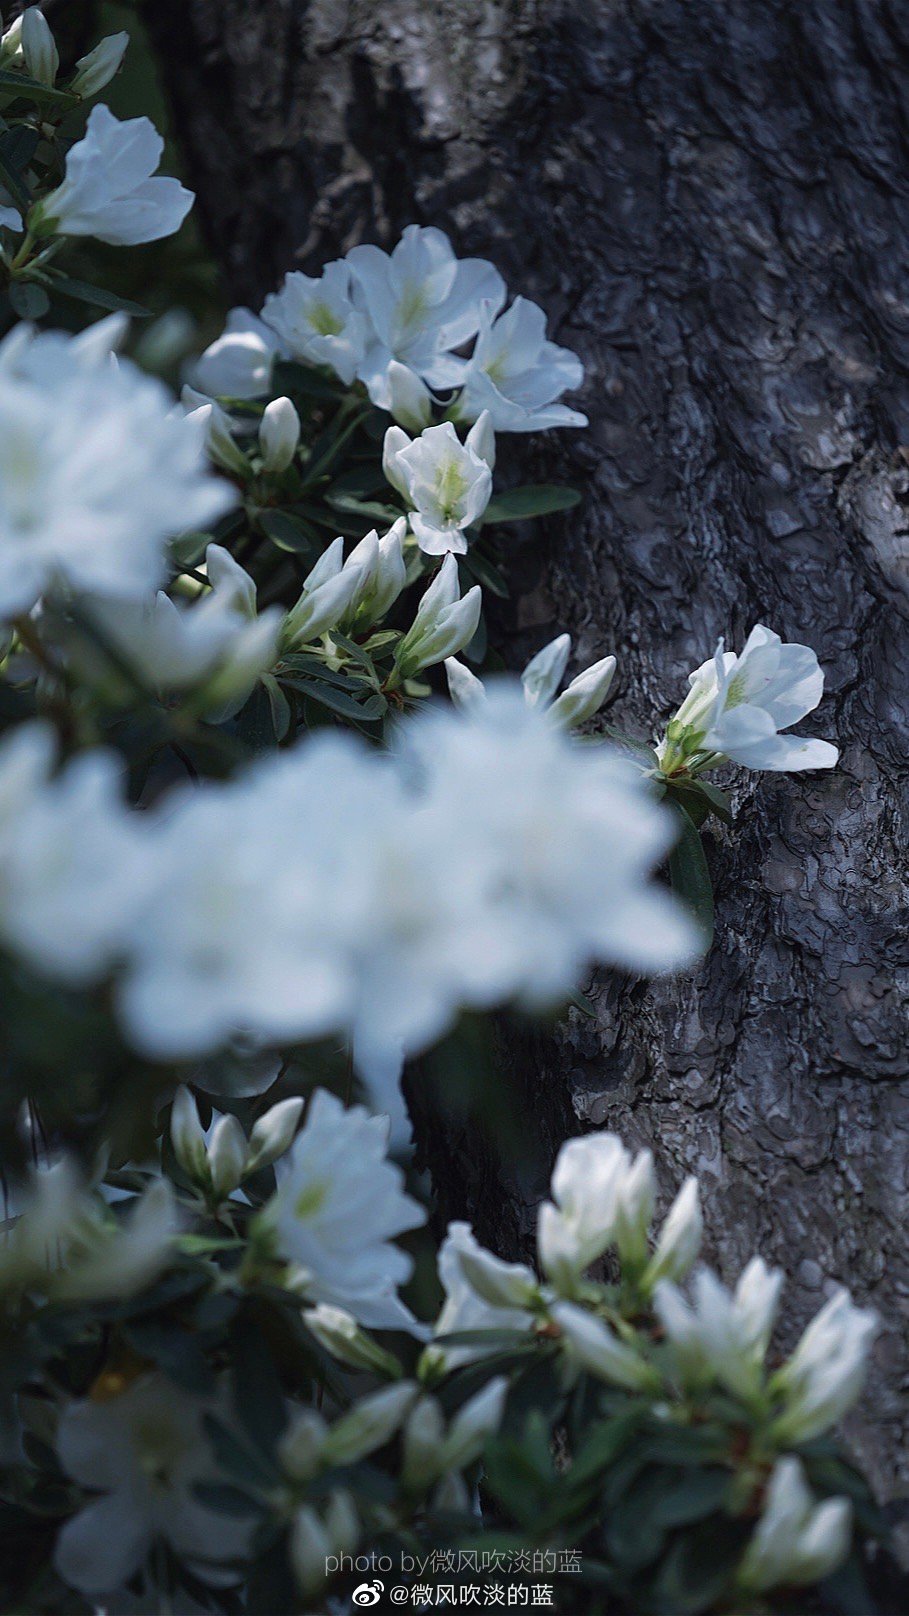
[281,676,386,722]
[0,142,29,213]
[696,779,735,825]
[260,673,292,741]
[272,359,345,401]
[483,484,582,523]
[460,546,510,598]
[44,273,152,317]
[0,68,80,108]
[668,804,714,948]
[256,509,319,558]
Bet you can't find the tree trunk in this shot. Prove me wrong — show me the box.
[143,0,909,1556]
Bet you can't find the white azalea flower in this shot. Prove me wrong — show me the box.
[116,736,379,1059]
[383,418,493,555]
[54,1375,247,1596]
[31,105,193,246]
[0,723,148,986]
[425,1222,536,1373]
[771,1288,878,1444]
[454,296,587,432]
[446,634,616,730]
[73,543,283,722]
[738,1458,852,1593]
[262,261,371,385]
[194,306,284,399]
[0,1157,175,1301]
[348,225,505,403]
[262,1089,425,1332]
[400,688,698,1009]
[654,1257,784,1397]
[662,624,839,774]
[394,552,482,679]
[0,321,234,617]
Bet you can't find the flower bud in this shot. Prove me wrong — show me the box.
[738,1458,852,1593]
[284,561,364,647]
[321,1381,417,1467]
[770,1289,877,1445]
[259,396,300,474]
[457,1245,539,1311]
[642,1177,702,1291]
[612,1148,656,1276]
[170,1086,208,1182]
[206,1113,247,1199]
[445,656,486,711]
[386,361,432,433]
[21,7,58,86]
[552,1302,657,1392]
[289,1506,331,1595]
[279,1407,328,1481]
[402,1395,446,1489]
[70,30,128,97]
[245,1096,304,1174]
[186,401,250,478]
[394,556,481,681]
[0,18,23,66]
[440,1377,507,1473]
[521,634,571,710]
[549,654,617,729]
[304,1303,403,1379]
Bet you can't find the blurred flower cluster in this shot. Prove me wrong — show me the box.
[2,1105,878,1611]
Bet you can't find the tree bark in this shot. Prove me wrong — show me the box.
[143,0,909,1558]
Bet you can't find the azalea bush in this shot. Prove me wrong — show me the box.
[0,14,882,1616]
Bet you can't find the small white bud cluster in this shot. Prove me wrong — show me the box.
[170,1086,303,1203]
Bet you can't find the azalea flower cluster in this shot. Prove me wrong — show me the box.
[0,695,695,1126]
[1,1100,877,1611]
[196,223,587,435]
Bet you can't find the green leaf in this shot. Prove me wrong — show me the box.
[668,804,714,948]
[0,141,30,213]
[272,358,345,401]
[695,779,734,825]
[44,273,152,317]
[260,673,292,741]
[281,676,386,722]
[0,68,80,108]
[256,509,319,558]
[9,280,48,318]
[483,484,582,523]
[460,545,510,599]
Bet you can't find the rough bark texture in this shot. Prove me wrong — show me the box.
[144,0,908,1556]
